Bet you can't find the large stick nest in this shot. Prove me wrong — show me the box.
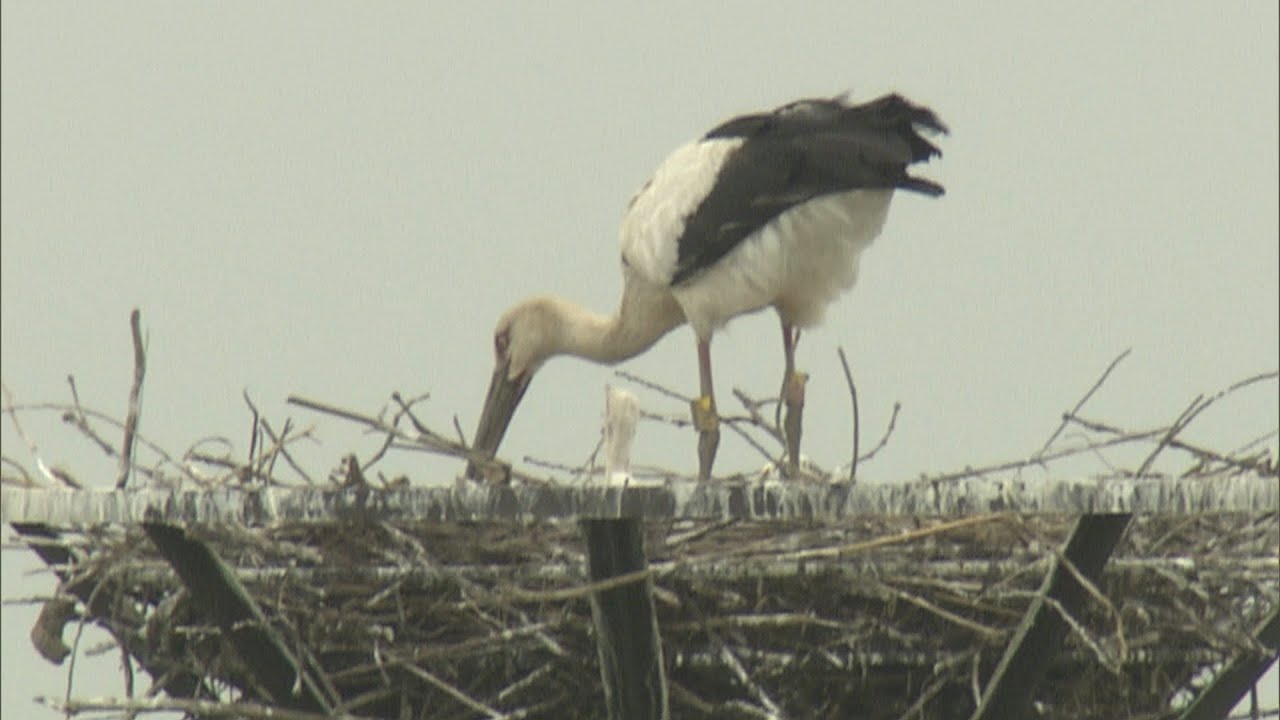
[27,500,1278,719]
[5,336,1278,718]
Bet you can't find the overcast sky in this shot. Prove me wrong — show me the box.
[3,2,1277,715]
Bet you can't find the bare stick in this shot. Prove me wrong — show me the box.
[1132,369,1273,477]
[259,417,314,484]
[1036,348,1132,458]
[871,578,1003,639]
[1,384,63,487]
[717,641,783,718]
[290,395,392,430]
[721,418,783,466]
[389,392,437,440]
[732,388,784,443]
[716,513,1011,565]
[4,398,196,482]
[1067,414,1271,476]
[1136,394,1207,478]
[615,369,690,403]
[859,401,901,464]
[451,414,468,446]
[65,375,115,457]
[38,695,381,720]
[115,309,146,489]
[837,347,859,483]
[1055,549,1127,663]
[243,390,261,483]
[0,456,36,487]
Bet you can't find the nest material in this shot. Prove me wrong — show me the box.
[35,506,1278,720]
[7,341,1277,718]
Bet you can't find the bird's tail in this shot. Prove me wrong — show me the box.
[847,93,948,164]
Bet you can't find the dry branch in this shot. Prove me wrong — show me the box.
[115,309,146,489]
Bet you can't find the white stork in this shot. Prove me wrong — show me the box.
[467,93,945,481]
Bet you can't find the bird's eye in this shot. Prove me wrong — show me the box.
[494,330,510,359]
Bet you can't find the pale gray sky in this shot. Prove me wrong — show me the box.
[3,2,1277,716]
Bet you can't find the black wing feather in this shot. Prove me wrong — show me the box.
[671,94,945,286]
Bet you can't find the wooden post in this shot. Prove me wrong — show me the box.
[143,523,333,713]
[970,513,1131,720]
[581,517,668,720]
[1177,608,1280,720]
[10,523,217,700]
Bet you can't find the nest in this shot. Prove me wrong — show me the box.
[5,334,1278,718]
[19,500,1277,720]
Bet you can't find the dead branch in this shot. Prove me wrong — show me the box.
[1036,348,1132,459]
[115,309,146,489]
[837,347,859,483]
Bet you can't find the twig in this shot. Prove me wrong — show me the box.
[859,401,901,465]
[120,643,135,720]
[243,390,261,483]
[522,455,587,475]
[65,375,116,457]
[259,417,314,484]
[717,642,783,719]
[1136,394,1207,478]
[923,430,1159,484]
[1055,549,1128,664]
[389,392,436,440]
[721,417,784,466]
[37,695,380,720]
[732,388,783,443]
[4,398,197,482]
[572,434,605,484]
[1068,414,1273,476]
[64,566,116,716]
[872,578,1004,640]
[1039,594,1123,675]
[970,650,983,709]
[0,456,36,487]
[494,662,555,704]
[292,394,541,482]
[615,369,690,402]
[837,347,859,483]
[891,668,951,720]
[1,383,62,487]
[1136,371,1277,477]
[452,414,468,446]
[290,395,397,431]
[502,567,654,604]
[115,309,146,489]
[632,382,782,468]
[393,659,506,719]
[770,514,1008,563]
[372,392,436,472]
[1036,348,1132,458]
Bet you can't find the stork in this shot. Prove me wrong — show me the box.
[467,93,945,481]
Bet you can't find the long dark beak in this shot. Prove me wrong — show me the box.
[465,359,531,481]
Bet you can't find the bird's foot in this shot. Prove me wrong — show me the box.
[691,395,720,481]
[782,371,808,478]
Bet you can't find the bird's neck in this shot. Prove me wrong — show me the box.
[554,285,683,366]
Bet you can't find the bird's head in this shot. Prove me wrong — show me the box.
[468,297,569,477]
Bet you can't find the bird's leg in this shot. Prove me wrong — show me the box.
[778,322,808,477]
[690,339,720,481]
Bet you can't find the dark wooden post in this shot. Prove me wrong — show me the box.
[143,523,333,713]
[11,522,217,699]
[1178,609,1280,720]
[970,513,1131,720]
[581,517,668,720]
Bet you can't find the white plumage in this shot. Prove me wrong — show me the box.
[467,93,945,482]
